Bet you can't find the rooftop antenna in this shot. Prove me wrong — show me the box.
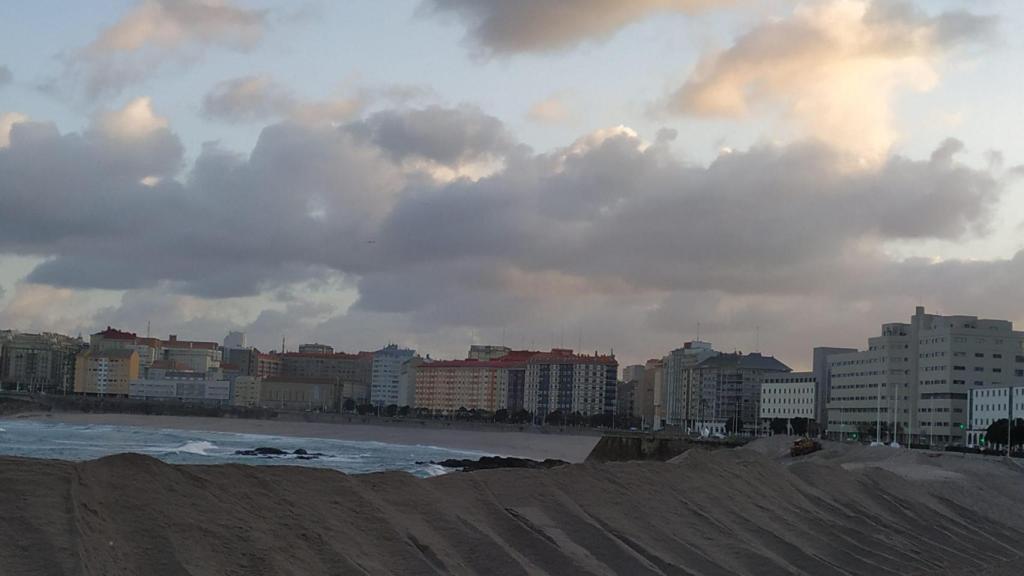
[281,335,286,354]
[696,321,701,342]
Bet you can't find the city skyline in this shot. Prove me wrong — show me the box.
[3,0,1024,371]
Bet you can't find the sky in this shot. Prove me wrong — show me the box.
[1,0,1023,370]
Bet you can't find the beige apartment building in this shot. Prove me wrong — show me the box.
[827,307,1024,446]
[415,360,512,413]
[74,349,140,396]
[232,376,261,407]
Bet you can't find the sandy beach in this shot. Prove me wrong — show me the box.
[2,438,1022,575]
[25,412,601,462]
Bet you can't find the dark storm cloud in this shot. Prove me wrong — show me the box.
[421,0,735,54]
[2,102,1021,365]
[347,105,517,166]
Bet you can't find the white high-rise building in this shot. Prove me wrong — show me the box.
[370,344,415,407]
[827,307,1024,446]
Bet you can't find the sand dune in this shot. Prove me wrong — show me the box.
[2,439,1022,575]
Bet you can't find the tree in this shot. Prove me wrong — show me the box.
[985,418,1024,449]
[511,409,531,424]
[790,417,809,436]
[769,418,788,435]
[545,410,564,425]
[384,404,398,417]
[494,408,509,423]
[397,405,410,417]
[356,403,373,415]
[342,398,355,412]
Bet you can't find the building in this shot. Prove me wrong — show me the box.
[74,349,140,396]
[90,327,162,371]
[965,386,1023,446]
[232,376,261,407]
[280,350,372,402]
[397,356,425,408]
[686,352,790,435]
[663,341,718,428]
[298,343,334,355]
[90,328,220,374]
[223,331,247,351]
[414,359,513,414]
[162,335,220,372]
[760,372,816,423]
[0,331,85,393]
[256,352,282,379]
[616,380,637,420]
[637,359,662,427]
[811,346,857,431]
[523,349,618,418]
[129,368,230,404]
[827,307,1024,446]
[370,344,416,407]
[259,377,342,411]
[468,345,512,361]
[621,364,645,384]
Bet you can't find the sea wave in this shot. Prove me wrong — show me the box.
[174,440,217,456]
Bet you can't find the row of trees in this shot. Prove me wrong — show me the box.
[983,418,1024,449]
[338,401,624,428]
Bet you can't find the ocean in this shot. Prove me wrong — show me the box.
[0,418,488,477]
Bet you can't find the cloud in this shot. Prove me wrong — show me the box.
[1,104,1021,366]
[527,95,570,124]
[69,0,267,98]
[422,0,737,54]
[201,75,361,124]
[0,66,11,86]
[667,0,996,159]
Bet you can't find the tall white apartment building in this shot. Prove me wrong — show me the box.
[370,344,415,407]
[827,307,1024,446]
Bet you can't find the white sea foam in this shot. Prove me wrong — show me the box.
[175,440,217,455]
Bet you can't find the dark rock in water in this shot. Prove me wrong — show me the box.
[294,449,308,455]
[433,456,568,472]
[234,447,288,456]
[295,455,319,460]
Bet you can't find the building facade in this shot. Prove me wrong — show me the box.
[760,372,816,421]
[523,349,618,418]
[966,386,1023,446]
[232,376,261,407]
[281,351,371,402]
[0,331,85,393]
[129,368,230,403]
[827,307,1024,446]
[468,345,512,361]
[663,341,717,427]
[74,349,140,396]
[259,377,341,411]
[413,360,512,413]
[370,344,416,407]
[687,352,790,435]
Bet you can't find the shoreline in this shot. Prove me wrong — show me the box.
[14,412,601,462]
